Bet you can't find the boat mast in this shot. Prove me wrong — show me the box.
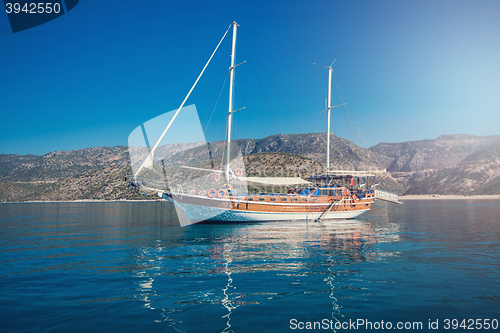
[327,66,332,176]
[226,22,237,180]
[325,63,345,184]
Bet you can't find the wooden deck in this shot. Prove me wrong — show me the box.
[172,187,375,214]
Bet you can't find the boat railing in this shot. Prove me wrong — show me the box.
[374,189,403,204]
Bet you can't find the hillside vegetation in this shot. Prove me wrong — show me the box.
[1,133,499,201]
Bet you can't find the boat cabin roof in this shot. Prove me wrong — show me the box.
[309,171,379,181]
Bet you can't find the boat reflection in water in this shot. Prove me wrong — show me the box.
[130,213,400,332]
[207,221,376,332]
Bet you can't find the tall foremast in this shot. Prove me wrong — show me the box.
[325,64,345,179]
[226,22,238,180]
[327,66,332,174]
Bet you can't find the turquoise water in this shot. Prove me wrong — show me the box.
[0,200,499,332]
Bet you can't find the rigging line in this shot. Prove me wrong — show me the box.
[331,70,358,145]
[319,118,327,167]
[332,108,342,162]
[331,70,368,148]
[343,103,361,146]
[134,23,232,177]
[344,101,367,148]
[242,52,246,139]
[345,107,358,144]
[202,74,228,126]
[239,30,281,133]
[204,76,228,135]
[347,107,363,146]
[341,100,360,144]
[239,25,329,69]
[240,30,303,134]
[220,118,228,172]
[357,124,370,149]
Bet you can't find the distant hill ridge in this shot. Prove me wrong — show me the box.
[1,133,499,201]
[370,134,500,192]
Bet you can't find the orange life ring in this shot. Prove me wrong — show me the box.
[198,190,205,197]
[189,190,196,195]
[207,188,217,198]
[235,168,243,177]
[352,194,357,202]
[214,173,221,181]
[217,189,226,198]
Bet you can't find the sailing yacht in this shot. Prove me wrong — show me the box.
[127,22,401,225]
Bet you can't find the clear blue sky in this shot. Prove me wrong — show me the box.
[1,0,499,155]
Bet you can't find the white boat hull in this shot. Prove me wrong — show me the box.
[162,193,369,224]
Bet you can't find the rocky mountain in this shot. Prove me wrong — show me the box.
[0,146,129,182]
[248,133,393,170]
[2,132,499,201]
[16,166,146,201]
[0,144,199,202]
[371,134,500,171]
[6,151,403,202]
[371,134,500,189]
[167,133,392,170]
[405,142,500,195]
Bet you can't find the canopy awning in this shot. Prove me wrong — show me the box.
[233,177,311,188]
[309,170,386,181]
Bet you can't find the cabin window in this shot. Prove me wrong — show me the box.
[302,198,308,202]
[312,198,318,202]
[329,189,340,196]
[281,198,288,202]
[320,189,328,196]
[291,198,298,202]
[270,198,276,202]
[258,197,265,202]
[247,198,253,201]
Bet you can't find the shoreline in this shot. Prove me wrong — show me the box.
[1,199,163,204]
[400,194,500,200]
[3,194,500,203]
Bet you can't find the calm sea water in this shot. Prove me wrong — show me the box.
[1,200,499,332]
